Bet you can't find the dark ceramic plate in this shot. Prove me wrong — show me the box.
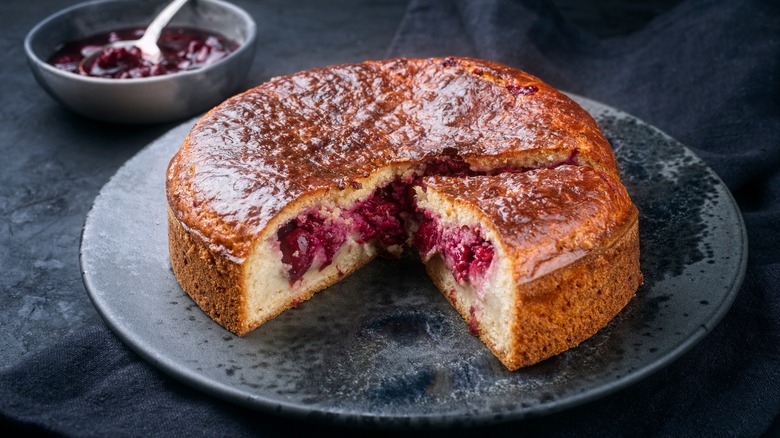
[80,96,747,428]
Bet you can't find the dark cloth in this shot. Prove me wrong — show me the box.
[2,0,778,436]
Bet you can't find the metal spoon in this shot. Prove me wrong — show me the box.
[79,0,189,74]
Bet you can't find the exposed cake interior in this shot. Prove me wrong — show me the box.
[414,211,495,291]
[243,155,561,344]
[266,154,583,277]
[275,178,414,284]
[413,186,517,359]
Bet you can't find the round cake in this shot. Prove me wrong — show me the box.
[166,57,642,370]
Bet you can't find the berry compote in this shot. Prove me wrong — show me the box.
[48,27,238,79]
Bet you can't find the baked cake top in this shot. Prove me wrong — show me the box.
[166,57,619,260]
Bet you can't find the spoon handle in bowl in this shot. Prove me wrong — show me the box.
[138,0,190,55]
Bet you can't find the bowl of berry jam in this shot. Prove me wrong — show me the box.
[24,0,256,124]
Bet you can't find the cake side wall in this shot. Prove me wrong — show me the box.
[167,205,251,336]
[507,214,642,370]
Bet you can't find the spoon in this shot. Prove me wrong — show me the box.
[79,0,189,74]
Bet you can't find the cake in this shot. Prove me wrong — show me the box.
[166,57,642,370]
[414,167,639,369]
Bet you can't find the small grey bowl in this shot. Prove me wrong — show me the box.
[24,0,256,124]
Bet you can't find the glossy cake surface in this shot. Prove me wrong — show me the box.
[166,57,641,369]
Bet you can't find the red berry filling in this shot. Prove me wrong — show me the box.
[276,181,414,285]
[277,158,473,283]
[277,214,348,284]
[414,211,494,286]
[278,227,315,281]
[351,180,413,246]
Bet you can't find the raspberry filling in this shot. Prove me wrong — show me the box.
[414,211,494,286]
[277,215,348,282]
[277,158,470,284]
[351,180,414,246]
[277,179,416,284]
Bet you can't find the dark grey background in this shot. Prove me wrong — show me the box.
[3,0,777,435]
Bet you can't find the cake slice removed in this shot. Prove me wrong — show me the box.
[413,165,642,370]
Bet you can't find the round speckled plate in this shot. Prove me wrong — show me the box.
[80,96,747,428]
